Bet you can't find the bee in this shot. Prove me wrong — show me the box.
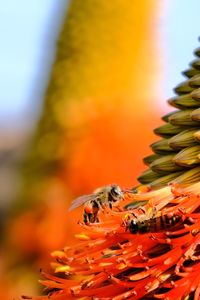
[127,212,183,234]
[69,185,125,224]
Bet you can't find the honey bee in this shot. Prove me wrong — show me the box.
[127,212,183,234]
[69,185,125,224]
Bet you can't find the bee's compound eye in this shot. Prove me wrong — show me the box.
[129,220,138,234]
[111,186,121,196]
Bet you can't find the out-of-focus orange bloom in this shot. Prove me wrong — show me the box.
[23,183,200,300]
[7,179,82,266]
[0,278,11,300]
[65,102,160,195]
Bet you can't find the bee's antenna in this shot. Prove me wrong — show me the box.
[122,189,136,194]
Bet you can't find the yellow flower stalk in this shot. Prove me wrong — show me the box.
[17,0,160,209]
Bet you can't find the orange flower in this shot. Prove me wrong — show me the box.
[22,182,200,300]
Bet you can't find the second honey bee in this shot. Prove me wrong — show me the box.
[69,185,126,224]
[126,212,183,234]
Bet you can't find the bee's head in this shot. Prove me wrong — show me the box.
[129,219,138,234]
[110,185,123,201]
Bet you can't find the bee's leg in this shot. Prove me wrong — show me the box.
[90,202,100,222]
[143,199,157,218]
[91,208,100,223]
[109,201,112,210]
[94,215,99,223]
[151,205,158,218]
[122,213,132,230]
[94,200,103,210]
[83,211,89,224]
[83,211,93,224]
[115,205,123,212]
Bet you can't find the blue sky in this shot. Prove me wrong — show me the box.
[0,0,67,128]
[0,1,200,129]
[163,0,200,97]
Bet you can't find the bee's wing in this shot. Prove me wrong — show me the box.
[68,194,95,211]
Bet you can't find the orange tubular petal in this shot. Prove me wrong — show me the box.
[194,284,200,300]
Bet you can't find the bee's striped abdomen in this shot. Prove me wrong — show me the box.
[129,213,182,234]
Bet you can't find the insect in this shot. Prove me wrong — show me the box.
[126,212,183,234]
[69,185,125,224]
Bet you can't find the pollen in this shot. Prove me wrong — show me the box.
[74,233,90,240]
[54,265,71,273]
